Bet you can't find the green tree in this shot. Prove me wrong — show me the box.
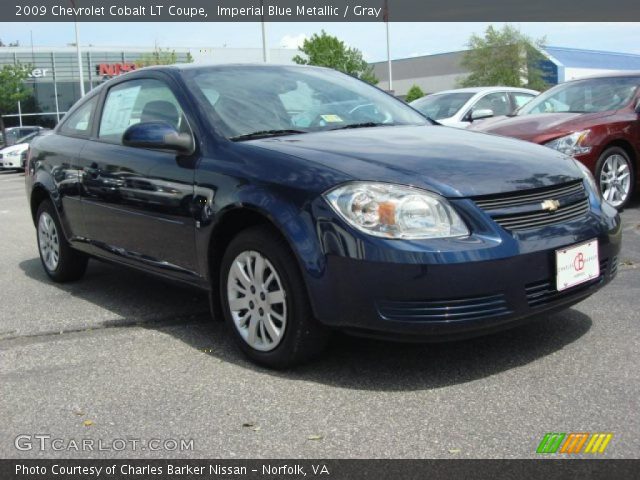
[459,25,547,90]
[405,85,426,103]
[0,63,32,141]
[135,47,193,67]
[293,30,378,84]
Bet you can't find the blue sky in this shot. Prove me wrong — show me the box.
[1,22,639,61]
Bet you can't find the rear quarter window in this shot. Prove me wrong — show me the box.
[59,95,99,137]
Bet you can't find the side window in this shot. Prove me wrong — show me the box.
[512,93,535,109]
[59,96,98,137]
[473,92,511,116]
[98,78,189,144]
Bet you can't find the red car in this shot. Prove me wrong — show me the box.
[470,73,640,209]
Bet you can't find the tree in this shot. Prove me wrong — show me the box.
[293,30,378,84]
[135,47,194,67]
[405,85,425,103]
[459,25,547,91]
[0,63,32,140]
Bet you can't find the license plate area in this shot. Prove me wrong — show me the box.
[555,239,599,292]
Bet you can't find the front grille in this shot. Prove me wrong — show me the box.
[492,198,590,230]
[525,258,608,307]
[377,293,511,322]
[473,180,589,231]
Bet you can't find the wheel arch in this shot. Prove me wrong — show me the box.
[30,184,53,225]
[205,204,325,321]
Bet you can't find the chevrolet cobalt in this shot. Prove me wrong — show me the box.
[26,65,621,368]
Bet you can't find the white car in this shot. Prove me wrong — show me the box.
[0,131,41,170]
[410,86,539,129]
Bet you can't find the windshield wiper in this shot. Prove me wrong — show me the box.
[230,129,307,141]
[330,122,395,130]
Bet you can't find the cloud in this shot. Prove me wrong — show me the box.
[280,33,307,49]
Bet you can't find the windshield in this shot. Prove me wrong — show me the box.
[518,77,639,115]
[16,132,39,145]
[185,66,428,140]
[410,92,474,120]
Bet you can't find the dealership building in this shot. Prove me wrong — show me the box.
[0,46,297,128]
[372,46,640,97]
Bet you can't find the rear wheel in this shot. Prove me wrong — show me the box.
[596,147,635,210]
[36,200,88,282]
[220,226,329,368]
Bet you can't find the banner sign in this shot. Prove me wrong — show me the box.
[3,0,640,22]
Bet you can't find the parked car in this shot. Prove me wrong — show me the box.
[470,73,640,209]
[0,126,45,148]
[0,131,47,171]
[26,65,620,368]
[410,87,539,128]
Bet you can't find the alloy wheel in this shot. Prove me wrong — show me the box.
[599,153,632,207]
[38,212,60,271]
[226,250,287,352]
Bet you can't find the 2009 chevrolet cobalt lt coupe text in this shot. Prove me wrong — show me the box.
[26,65,621,368]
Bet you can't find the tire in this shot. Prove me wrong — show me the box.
[595,147,635,210]
[219,225,329,369]
[36,200,88,282]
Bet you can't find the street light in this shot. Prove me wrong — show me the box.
[70,0,85,97]
[260,0,269,63]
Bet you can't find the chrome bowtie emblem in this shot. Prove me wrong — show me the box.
[541,199,561,212]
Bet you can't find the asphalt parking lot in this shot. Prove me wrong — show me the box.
[1,169,639,459]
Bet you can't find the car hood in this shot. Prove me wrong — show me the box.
[246,125,581,198]
[469,111,615,143]
[0,144,27,155]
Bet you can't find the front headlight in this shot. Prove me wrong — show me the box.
[324,182,469,239]
[5,150,20,157]
[544,131,591,156]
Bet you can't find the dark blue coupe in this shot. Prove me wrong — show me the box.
[26,65,621,368]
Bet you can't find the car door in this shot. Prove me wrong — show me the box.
[77,75,200,278]
[38,94,99,239]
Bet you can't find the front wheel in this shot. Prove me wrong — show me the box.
[220,226,329,369]
[596,147,635,210]
[36,200,88,282]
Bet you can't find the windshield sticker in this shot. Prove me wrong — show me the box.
[320,114,344,123]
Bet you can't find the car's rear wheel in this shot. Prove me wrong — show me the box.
[596,147,635,210]
[36,200,88,282]
[220,225,329,368]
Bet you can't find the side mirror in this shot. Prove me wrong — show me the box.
[470,109,494,122]
[123,122,194,154]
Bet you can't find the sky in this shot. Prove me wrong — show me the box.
[1,22,639,61]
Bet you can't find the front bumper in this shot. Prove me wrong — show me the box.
[305,195,622,340]
[1,156,21,169]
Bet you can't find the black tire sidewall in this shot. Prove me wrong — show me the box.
[595,147,635,209]
[36,200,87,281]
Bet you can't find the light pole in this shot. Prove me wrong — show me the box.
[70,0,85,97]
[260,0,269,63]
[384,0,393,92]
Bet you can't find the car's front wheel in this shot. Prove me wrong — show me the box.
[36,200,88,282]
[220,225,329,368]
[596,147,635,210]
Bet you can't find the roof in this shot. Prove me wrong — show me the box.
[430,86,539,95]
[544,46,640,70]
